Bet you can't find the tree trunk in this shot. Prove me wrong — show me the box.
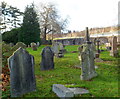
[42,27,47,44]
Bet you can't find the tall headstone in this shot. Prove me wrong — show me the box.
[40,46,54,70]
[8,47,36,97]
[110,36,118,57]
[80,27,97,80]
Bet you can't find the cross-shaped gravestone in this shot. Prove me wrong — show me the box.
[80,27,97,80]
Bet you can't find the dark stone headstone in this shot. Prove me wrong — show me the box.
[8,47,36,97]
[40,46,54,70]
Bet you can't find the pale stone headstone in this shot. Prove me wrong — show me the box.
[36,42,40,47]
[80,27,97,80]
[58,42,64,51]
[30,42,36,48]
[52,42,64,58]
[51,42,59,55]
[40,46,54,70]
[8,47,36,97]
[52,84,74,98]
[110,36,118,57]
[28,45,30,48]
[52,84,89,98]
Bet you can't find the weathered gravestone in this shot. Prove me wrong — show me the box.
[12,42,26,51]
[52,42,59,57]
[40,46,54,70]
[110,36,118,57]
[52,84,89,98]
[8,47,36,97]
[80,27,97,80]
[52,42,64,58]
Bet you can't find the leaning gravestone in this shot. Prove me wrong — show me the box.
[110,36,118,57]
[40,46,54,70]
[80,27,97,80]
[8,47,36,97]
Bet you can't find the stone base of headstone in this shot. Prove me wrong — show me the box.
[81,72,97,81]
[74,65,98,69]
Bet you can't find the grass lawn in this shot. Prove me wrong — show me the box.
[2,45,119,98]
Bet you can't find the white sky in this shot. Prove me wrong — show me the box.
[1,0,119,31]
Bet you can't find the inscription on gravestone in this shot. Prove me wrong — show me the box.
[8,47,36,97]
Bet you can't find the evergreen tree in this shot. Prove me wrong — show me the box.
[21,4,40,45]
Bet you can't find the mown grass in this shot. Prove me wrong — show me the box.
[2,45,119,98]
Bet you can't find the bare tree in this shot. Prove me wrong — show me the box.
[37,3,68,42]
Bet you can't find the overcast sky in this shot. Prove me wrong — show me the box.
[1,0,119,31]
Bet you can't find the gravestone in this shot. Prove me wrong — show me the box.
[52,84,89,98]
[10,43,14,47]
[52,42,64,58]
[28,45,30,48]
[31,43,37,51]
[52,84,74,98]
[51,42,59,56]
[12,42,26,51]
[8,47,36,97]
[30,42,36,48]
[40,46,54,70]
[80,27,97,80]
[110,36,118,57]
[36,42,40,47]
